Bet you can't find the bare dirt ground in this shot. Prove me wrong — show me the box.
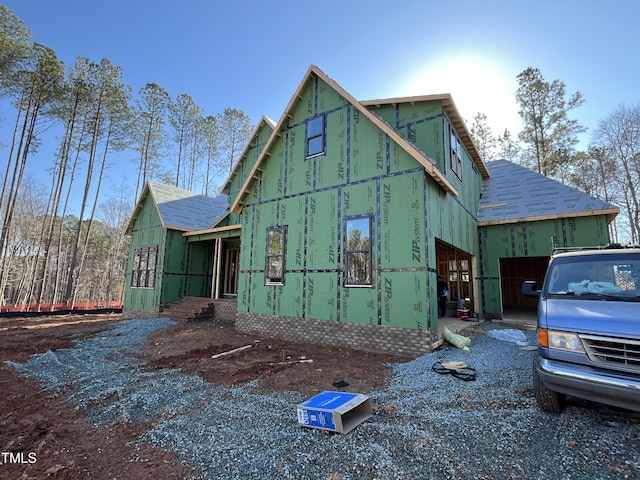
[0,314,406,479]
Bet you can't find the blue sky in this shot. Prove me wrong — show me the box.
[3,0,640,205]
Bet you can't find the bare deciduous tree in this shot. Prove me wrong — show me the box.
[0,43,63,305]
[63,58,130,304]
[592,104,640,243]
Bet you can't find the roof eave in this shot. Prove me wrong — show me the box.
[477,207,620,227]
[183,223,242,238]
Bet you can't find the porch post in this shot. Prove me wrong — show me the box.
[212,237,222,299]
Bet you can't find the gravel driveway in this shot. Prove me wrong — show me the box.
[9,318,640,479]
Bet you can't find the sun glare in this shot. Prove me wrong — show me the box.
[401,57,522,136]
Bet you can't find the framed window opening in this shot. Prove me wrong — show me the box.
[450,125,463,180]
[131,245,158,288]
[344,215,373,287]
[265,226,287,285]
[305,115,325,158]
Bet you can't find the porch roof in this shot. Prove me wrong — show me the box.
[183,223,242,241]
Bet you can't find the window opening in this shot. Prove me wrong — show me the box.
[344,215,372,286]
[265,226,287,285]
[450,126,463,180]
[306,115,325,157]
[131,245,158,288]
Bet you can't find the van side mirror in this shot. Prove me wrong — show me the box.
[521,280,541,298]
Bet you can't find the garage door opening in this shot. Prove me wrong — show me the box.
[499,256,548,315]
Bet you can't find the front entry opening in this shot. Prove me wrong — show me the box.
[435,239,473,315]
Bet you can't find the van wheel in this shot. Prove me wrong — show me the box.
[533,352,565,413]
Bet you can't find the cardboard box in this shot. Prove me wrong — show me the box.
[297,391,372,434]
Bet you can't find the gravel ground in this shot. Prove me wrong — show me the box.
[8,318,640,480]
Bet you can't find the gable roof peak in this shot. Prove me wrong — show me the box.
[220,115,276,195]
[229,64,458,214]
[361,93,488,178]
[124,180,229,235]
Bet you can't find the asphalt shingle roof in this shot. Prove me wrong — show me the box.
[477,160,618,224]
[148,182,229,231]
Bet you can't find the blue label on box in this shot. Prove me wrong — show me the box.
[297,407,336,430]
[301,391,359,410]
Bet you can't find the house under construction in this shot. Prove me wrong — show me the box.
[123,65,618,356]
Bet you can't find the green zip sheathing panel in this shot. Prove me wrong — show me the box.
[317,77,349,112]
[305,273,339,320]
[275,273,303,317]
[238,270,251,313]
[380,172,425,268]
[279,195,307,270]
[239,206,254,272]
[184,241,213,297]
[381,271,429,329]
[340,286,377,325]
[350,111,386,183]
[317,110,348,189]
[259,140,286,203]
[398,102,443,128]
[478,215,611,313]
[307,189,339,270]
[341,181,376,216]
[286,126,314,197]
[124,195,166,313]
[161,229,190,304]
[366,102,446,172]
[426,181,478,255]
[247,272,269,314]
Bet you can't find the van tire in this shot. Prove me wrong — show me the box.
[533,351,565,413]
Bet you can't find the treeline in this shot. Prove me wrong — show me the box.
[2,6,638,308]
[470,67,640,244]
[0,6,252,306]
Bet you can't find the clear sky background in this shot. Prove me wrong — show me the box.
[3,0,640,205]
